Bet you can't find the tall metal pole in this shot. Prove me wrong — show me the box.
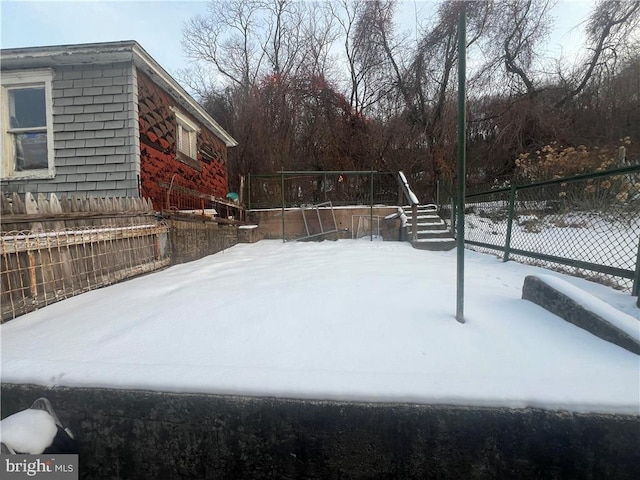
[247,173,251,210]
[370,172,374,241]
[281,172,286,242]
[503,185,517,262]
[632,234,640,297]
[456,8,467,324]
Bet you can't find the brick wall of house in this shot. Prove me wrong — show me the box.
[137,72,228,211]
[1,62,139,198]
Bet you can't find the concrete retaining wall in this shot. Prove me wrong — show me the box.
[167,218,238,265]
[2,384,639,479]
[522,275,640,355]
[247,206,398,241]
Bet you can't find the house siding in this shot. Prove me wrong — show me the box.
[1,62,139,198]
[137,71,228,211]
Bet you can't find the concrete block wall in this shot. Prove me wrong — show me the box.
[2,62,140,198]
[2,384,639,480]
[168,219,239,265]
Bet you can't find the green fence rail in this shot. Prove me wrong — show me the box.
[246,166,639,295]
[440,164,640,294]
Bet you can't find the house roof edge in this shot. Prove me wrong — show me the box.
[1,41,238,148]
[130,42,238,148]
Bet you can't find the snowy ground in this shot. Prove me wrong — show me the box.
[465,207,639,291]
[1,240,639,415]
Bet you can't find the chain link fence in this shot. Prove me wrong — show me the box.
[460,165,640,293]
[246,171,399,209]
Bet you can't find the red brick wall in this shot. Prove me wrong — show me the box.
[137,72,228,210]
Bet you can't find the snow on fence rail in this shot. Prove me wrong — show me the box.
[1,193,169,321]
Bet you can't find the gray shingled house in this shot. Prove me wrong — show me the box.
[0,41,237,210]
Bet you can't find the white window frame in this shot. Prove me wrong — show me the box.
[1,69,55,180]
[170,106,199,161]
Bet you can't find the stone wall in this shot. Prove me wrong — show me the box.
[2,384,639,480]
[168,218,238,265]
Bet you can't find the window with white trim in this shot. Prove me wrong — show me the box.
[171,107,199,161]
[1,69,55,179]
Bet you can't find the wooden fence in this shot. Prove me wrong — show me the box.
[1,193,170,322]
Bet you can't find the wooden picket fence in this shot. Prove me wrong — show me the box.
[1,193,170,321]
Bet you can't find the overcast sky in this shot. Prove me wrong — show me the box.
[1,0,592,83]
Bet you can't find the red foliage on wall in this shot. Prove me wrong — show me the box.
[137,72,228,211]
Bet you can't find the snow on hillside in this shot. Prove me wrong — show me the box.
[1,240,638,415]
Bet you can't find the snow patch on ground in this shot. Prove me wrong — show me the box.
[1,240,638,415]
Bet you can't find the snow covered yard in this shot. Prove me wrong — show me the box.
[1,240,638,415]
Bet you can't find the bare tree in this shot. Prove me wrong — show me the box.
[329,0,366,112]
[483,0,555,96]
[182,0,267,90]
[556,0,640,107]
[299,2,339,79]
[352,0,409,116]
[180,0,638,191]
[258,0,307,78]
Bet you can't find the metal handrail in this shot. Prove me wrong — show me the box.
[397,171,420,243]
[397,171,420,206]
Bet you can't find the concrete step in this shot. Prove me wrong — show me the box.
[405,215,443,224]
[402,203,456,250]
[406,219,446,228]
[402,208,439,215]
[401,204,438,211]
[409,230,453,239]
[406,212,442,218]
[403,209,439,215]
[407,224,448,233]
[412,238,457,251]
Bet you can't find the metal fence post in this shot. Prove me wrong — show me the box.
[412,203,418,243]
[455,8,466,324]
[451,198,456,235]
[281,172,285,242]
[633,235,640,297]
[247,173,251,211]
[324,172,327,203]
[503,185,517,262]
[370,171,374,241]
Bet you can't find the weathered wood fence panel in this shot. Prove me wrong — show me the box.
[1,193,242,322]
[1,193,170,322]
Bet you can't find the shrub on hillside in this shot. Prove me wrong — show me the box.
[513,138,639,211]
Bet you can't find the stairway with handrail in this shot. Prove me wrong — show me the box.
[397,172,456,251]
